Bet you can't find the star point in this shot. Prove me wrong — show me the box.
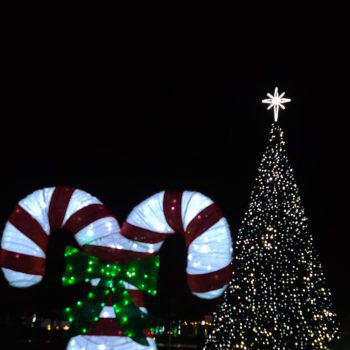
[262,87,291,122]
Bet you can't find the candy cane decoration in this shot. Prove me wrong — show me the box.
[0,188,233,350]
[0,187,123,287]
[0,187,155,350]
[120,190,233,299]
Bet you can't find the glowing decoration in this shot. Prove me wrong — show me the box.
[205,116,340,349]
[62,245,158,346]
[262,87,291,121]
[120,190,233,299]
[0,187,157,349]
[0,187,121,288]
[0,187,232,349]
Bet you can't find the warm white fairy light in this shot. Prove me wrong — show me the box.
[205,123,340,350]
[262,87,291,122]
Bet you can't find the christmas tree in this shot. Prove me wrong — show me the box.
[205,89,340,350]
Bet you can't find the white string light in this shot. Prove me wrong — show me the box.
[204,121,340,350]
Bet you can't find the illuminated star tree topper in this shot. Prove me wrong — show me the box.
[262,87,291,122]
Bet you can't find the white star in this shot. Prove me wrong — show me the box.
[262,87,291,122]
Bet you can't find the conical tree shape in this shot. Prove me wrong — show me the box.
[205,123,340,350]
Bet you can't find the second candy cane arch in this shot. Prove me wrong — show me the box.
[119,190,233,299]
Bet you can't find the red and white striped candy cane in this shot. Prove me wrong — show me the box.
[0,186,156,350]
[0,186,123,287]
[119,190,233,299]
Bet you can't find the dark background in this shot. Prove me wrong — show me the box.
[0,63,349,331]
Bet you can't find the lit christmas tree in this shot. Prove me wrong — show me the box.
[205,88,340,350]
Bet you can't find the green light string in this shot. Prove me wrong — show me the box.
[62,246,159,294]
[61,246,160,346]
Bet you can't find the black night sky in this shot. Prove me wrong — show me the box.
[0,63,349,330]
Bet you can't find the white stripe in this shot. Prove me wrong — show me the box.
[75,217,120,246]
[1,268,42,288]
[91,232,163,255]
[18,187,55,234]
[67,335,157,350]
[123,281,137,290]
[186,218,232,275]
[90,278,101,286]
[120,239,163,254]
[99,306,116,318]
[1,222,45,257]
[63,189,102,225]
[193,285,228,299]
[181,191,213,230]
[127,191,174,233]
[139,307,148,314]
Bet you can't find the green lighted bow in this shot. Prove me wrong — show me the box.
[62,246,160,346]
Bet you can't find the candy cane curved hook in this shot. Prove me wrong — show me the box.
[119,190,233,299]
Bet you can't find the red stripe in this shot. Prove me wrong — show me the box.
[127,289,145,307]
[82,245,155,263]
[185,203,224,246]
[121,222,171,244]
[163,190,184,233]
[63,204,114,235]
[48,186,75,232]
[9,205,49,252]
[0,249,46,275]
[144,329,154,337]
[105,294,114,306]
[187,264,232,293]
[87,318,124,336]
[102,293,126,307]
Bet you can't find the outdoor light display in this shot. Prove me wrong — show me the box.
[120,190,233,299]
[0,187,120,288]
[205,89,340,350]
[63,246,159,349]
[0,187,232,350]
